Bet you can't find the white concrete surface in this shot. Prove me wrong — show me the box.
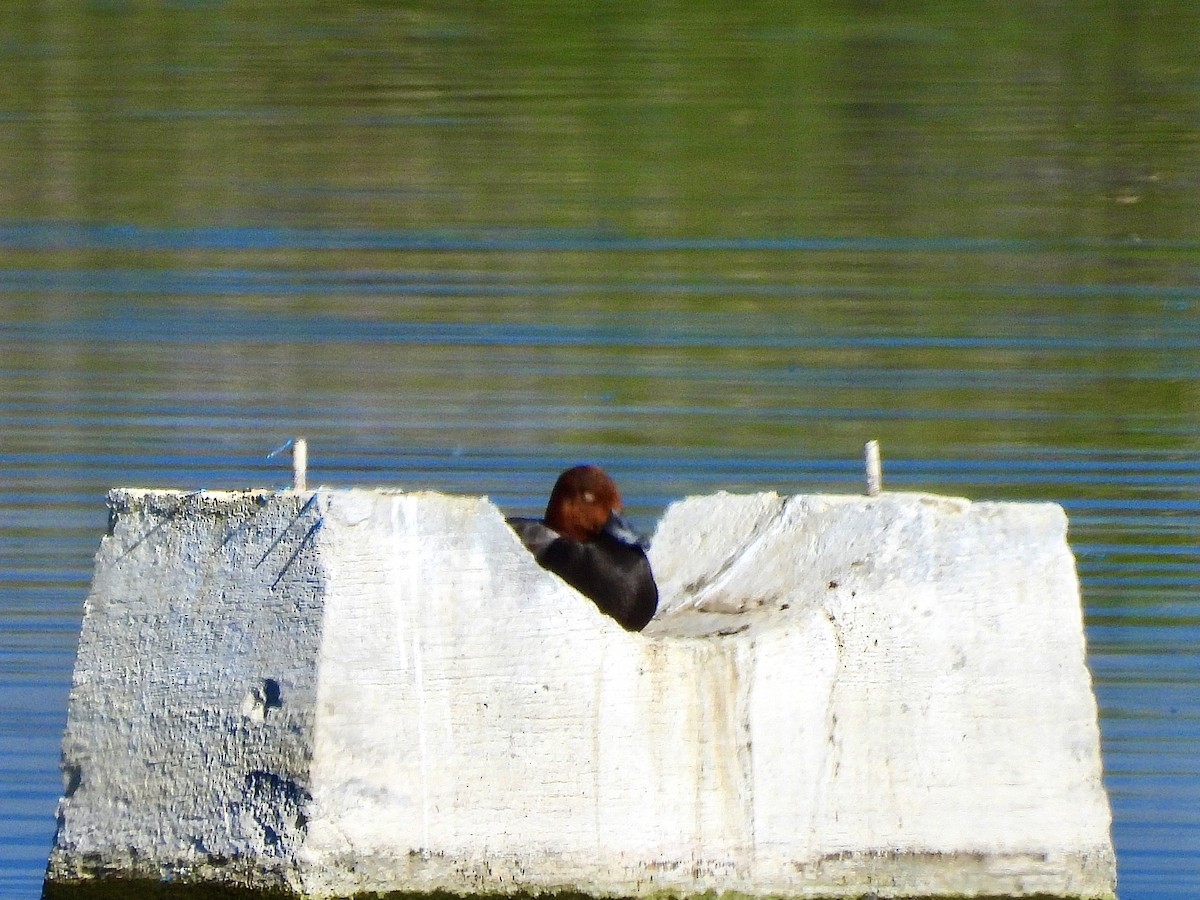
[46,487,1116,899]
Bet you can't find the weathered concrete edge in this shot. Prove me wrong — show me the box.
[44,879,1118,900]
[43,844,1119,900]
[44,888,1113,900]
[43,876,1114,900]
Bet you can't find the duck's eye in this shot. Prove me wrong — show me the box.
[582,491,595,503]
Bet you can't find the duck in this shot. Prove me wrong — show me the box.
[507,465,658,632]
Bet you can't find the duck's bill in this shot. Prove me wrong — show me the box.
[603,510,650,549]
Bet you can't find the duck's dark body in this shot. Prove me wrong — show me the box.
[506,465,659,632]
[508,516,658,632]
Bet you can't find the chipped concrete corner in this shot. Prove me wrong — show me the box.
[45,488,1117,900]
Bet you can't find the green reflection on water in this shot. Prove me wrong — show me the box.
[0,1,1195,487]
[0,2,1198,238]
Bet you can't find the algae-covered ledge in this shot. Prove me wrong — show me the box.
[45,487,1116,900]
[42,884,1108,900]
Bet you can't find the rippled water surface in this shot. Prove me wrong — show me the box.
[1,4,1198,899]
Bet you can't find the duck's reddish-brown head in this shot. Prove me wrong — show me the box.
[543,464,623,542]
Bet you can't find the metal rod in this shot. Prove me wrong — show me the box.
[292,438,308,492]
[864,440,882,496]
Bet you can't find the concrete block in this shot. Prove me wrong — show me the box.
[45,487,1115,899]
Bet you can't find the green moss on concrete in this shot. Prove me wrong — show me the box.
[41,880,1111,900]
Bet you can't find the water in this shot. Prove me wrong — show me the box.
[1,3,1198,898]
